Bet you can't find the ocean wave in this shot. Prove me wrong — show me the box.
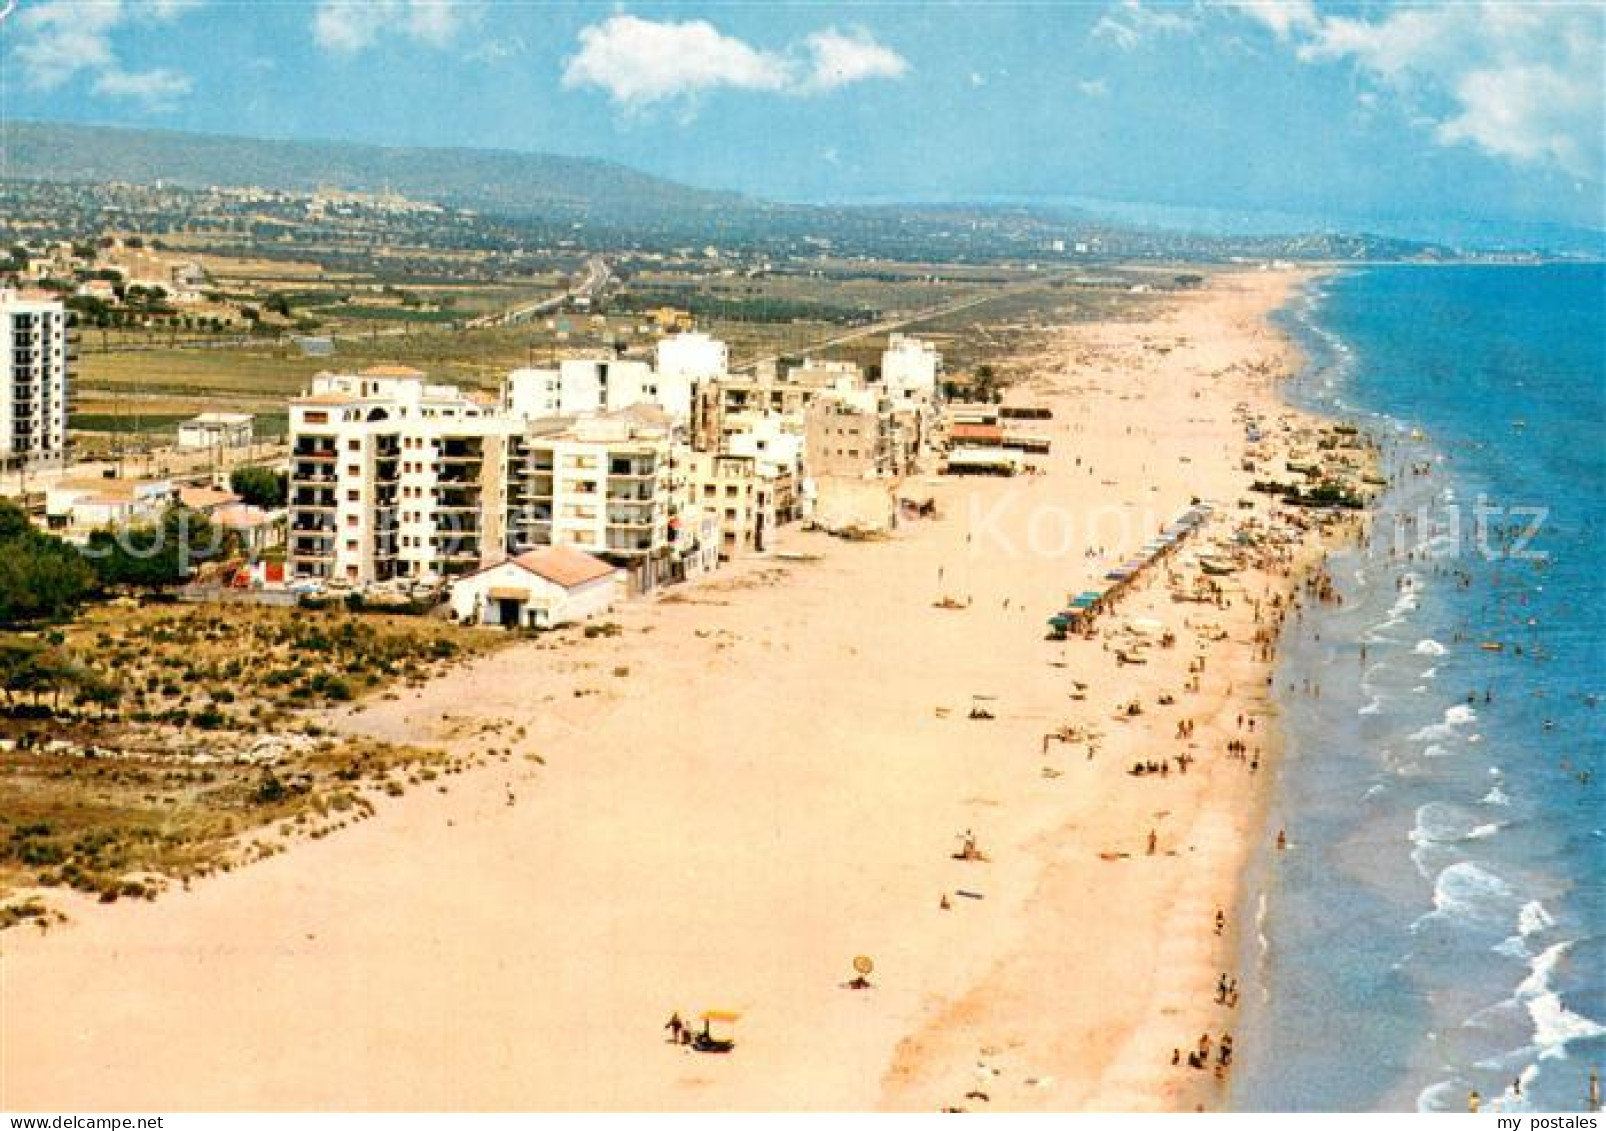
[1411,803,1505,850]
[1518,900,1555,937]
[1426,861,1519,931]
[1410,703,1478,742]
[1416,1078,1466,1113]
[1422,666,1437,679]
[1415,639,1448,656]
[1482,786,1511,807]
[1358,697,1382,716]
[1517,942,1606,1060]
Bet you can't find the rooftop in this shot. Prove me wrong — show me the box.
[508,546,619,589]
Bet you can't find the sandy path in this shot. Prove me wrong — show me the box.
[1,269,1321,1111]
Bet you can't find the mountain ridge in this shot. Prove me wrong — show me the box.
[0,120,751,220]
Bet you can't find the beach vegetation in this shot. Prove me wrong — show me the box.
[0,604,501,920]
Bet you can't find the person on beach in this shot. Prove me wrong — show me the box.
[1215,908,1226,935]
[1147,829,1158,855]
[1276,828,1287,850]
[665,1012,684,1044]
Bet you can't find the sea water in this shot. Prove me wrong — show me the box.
[1232,264,1606,1112]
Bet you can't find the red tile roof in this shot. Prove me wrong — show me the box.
[510,546,618,589]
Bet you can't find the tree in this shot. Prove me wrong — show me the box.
[85,507,234,589]
[0,638,90,710]
[230,466,288,509]
[0,501,96,625]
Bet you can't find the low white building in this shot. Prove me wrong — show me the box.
[45,477,175,541]
[214,503,283,555]
[177,412,254,451]
[449,545,621,629]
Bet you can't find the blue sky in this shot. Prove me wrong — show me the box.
[2,1,1602,233]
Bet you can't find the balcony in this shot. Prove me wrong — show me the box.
[607,486,656,503]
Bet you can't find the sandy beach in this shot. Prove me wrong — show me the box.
[1,268,1337,1112]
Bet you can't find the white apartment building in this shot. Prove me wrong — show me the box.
[1,289,70,470]
[724,412,805,524]
[287,367,510,586]
[506,357,692,422]
[687,451,774,560]
[881,333,942,399]
[504,407,688,593]
[655,331,728,381]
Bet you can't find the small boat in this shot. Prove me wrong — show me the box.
[1198,556,1237,576]
[1480,641,1505,652]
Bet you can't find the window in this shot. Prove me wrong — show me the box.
[347,440,361,451]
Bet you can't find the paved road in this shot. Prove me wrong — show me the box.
[468,255,611,329]
[730,280,1046,374]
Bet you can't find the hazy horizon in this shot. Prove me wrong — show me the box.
[2,1,1603,249]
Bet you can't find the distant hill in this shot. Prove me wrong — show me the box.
[0,120,748,221]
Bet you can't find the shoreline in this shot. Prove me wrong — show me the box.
[1,268,1355,1112]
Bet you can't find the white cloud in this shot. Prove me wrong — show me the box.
[800,27,909,92]
[1092,1,1196,51]
[311,0,467,53]
[562,15,790,105]
[1245,1,1604,181]
[562,15,908,109]
[1219,0,1317,40]
[93,66,192,108]
[9,0,200,105]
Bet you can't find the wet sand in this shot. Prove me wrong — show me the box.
[1,268,1331,1111]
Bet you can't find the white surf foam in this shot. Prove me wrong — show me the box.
[1410,703,1478,742]
[1517,942,1606,1060]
